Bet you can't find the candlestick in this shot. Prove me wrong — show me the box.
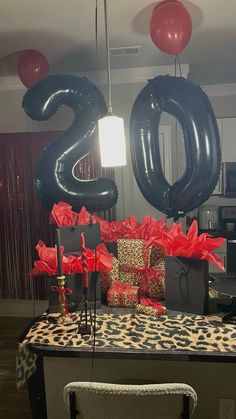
[55,228,69,322]
[80,232,89,288]
[56,228,63,276]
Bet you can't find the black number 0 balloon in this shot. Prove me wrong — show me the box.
[130,75,221,219]
[22,74,118,212]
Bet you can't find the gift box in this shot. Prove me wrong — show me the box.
[107,281,139,307]
[118,238,149,287]
[147,270,165,299]
[118,238,165,298]
[48,272,101,313]
[165,256,209,314]
[136,298,166,317]
[99,256,119,302]
[148,246,165,299]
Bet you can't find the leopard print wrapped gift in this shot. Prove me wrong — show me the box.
[107,282,139,307]
[118,239,145,286]
[148,245,165,299]
[117,238,165,299]
[99,256,119,299]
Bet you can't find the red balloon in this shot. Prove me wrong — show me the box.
[17,50,49,88]
[149,0,192,55]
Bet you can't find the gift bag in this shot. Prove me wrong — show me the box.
[165,256,209,314]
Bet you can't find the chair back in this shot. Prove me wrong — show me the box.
[64,381,197,419]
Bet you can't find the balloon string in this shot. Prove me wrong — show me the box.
[176,55,182,77]
[174,58,179,183]
[95,0,99,84]
[174,55,182,77]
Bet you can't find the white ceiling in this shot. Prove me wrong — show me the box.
[0,0,236,84]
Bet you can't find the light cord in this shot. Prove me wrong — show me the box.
[104,0,112,114]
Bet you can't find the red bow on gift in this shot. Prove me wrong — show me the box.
[139,297,165,316]
[107,281,138,307]
[119,264,161,295]
[112,281,134,293]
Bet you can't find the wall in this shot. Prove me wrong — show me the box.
[44,357,236,419]
[0,80,73,133]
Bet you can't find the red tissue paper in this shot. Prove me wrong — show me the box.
[30,240,113,276]
[147,220,226,271]
[49,201,168,242]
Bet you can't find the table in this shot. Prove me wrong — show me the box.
[17,308,236,419]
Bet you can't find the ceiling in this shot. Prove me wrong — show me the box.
[0,0,236,85]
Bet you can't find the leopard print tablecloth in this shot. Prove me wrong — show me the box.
[16,309,236,388]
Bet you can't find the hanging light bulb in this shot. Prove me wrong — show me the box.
[98,0,126,167]
[98,115,126,167]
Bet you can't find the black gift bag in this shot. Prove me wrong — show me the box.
[165,256,209,314]
[49,223,101,313]
[104,242,117,257]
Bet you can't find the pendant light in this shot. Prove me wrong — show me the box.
[98,0,126,167]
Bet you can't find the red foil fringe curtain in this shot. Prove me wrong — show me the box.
[0,132,115,300]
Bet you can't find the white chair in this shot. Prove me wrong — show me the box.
[64,381,197,419]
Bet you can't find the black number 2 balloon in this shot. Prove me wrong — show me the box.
[130,75,221,220]
[22,74,118,212]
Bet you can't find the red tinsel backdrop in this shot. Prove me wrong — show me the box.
[0,132,115,300]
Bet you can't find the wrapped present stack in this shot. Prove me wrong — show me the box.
[117,238,165,299]
[47,202,168,310]
[96,212,167,307]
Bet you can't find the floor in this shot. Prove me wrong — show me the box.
[0,317,32,419]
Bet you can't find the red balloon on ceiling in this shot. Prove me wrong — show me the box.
[149,0,192,55]
[17,49,49,88]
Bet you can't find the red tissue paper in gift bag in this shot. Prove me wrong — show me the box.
[49,202,168,242]
[30,240,113,276]
[147,220,226,271]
